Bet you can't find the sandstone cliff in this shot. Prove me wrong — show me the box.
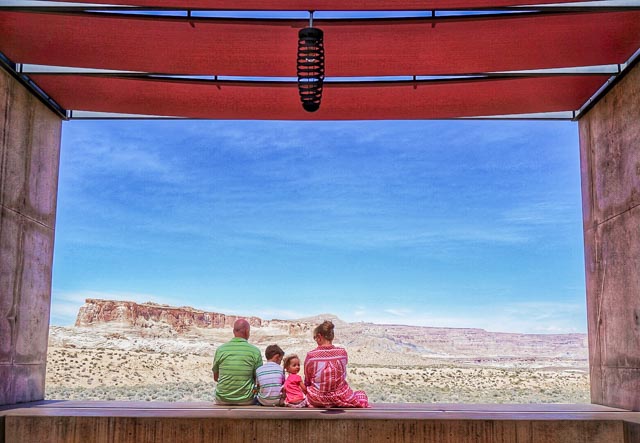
[75,299,262,332]
[72,298,587,360]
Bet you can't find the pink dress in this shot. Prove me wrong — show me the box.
[283,373,305,404]
[304,345,369,408]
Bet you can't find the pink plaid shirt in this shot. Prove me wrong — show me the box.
[304,345,369,408]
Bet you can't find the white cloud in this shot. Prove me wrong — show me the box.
[352,307,368,318]
[57,120,580,256]
[502,201,577,227]
[62,125,181,185]
[384,308,412,317]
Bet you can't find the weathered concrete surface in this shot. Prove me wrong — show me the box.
[0,411,625,443]
[0,68,62,405]
[579,61,640,411]
[1,402,635,443]
[2,416,627,443]
[625,420,640,443]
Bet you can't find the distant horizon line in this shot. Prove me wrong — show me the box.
[55,297,588,337]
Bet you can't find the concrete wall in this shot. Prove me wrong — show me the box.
[0,68,62,405]
[1,416,627,443]
[579,61,640,411]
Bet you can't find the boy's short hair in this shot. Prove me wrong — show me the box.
[265,344,284,360]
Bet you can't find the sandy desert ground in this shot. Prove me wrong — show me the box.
[45,324,589,404]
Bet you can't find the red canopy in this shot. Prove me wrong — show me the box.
[34,0,595,9]
[2,11,639,77]
[1,8,637,119]
[29,74,609,119]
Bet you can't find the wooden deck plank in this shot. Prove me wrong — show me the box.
[1,401,637,420]
[3,402,637,443]
[3,408,639,421]
[0,400,630,412]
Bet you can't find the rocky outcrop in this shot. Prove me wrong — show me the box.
[75,299,262,332]
[338,323,588,359]
[266,319,313,335]
[73,299,588,360]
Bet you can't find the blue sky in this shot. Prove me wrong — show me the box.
[50,119,587,334]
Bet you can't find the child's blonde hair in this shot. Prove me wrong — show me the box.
[283,354,300,371]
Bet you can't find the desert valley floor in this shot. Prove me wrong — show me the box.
[45,300,590,404]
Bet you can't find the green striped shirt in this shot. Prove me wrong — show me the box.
[212,337,262,404]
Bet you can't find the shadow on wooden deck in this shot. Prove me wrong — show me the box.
[2,401,639,443]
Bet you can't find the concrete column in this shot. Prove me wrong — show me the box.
[0,68,62,405]
[579,61,640,411]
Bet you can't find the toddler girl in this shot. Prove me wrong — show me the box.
[283,354,307,408]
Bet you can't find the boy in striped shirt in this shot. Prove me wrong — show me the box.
[256,344,285,406]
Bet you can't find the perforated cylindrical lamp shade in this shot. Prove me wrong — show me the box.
[297,27,325,112]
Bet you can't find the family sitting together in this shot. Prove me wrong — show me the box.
[212,318,369,408]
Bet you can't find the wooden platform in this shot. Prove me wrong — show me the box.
[2,401,639,443]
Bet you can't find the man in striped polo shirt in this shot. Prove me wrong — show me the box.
[212,319,263,405]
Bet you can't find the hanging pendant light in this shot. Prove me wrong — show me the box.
[297,12,324,112]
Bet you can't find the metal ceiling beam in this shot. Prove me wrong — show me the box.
[17,64,622,81]
[68,110,575,120]
[0,53,68,119]
[574,47,640,119]
[2,4,640,14]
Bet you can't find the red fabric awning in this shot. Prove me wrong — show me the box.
[29,74,610,119]
[2,12,639,77]
[2,8,637,119]
[35,0,593,10]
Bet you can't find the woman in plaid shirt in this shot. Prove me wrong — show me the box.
[304,320,369,408]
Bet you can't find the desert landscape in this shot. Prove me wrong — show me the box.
[45,299,590,403]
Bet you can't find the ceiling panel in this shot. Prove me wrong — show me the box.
[29,74,610,119]
[29,0,594,10]
[1,12,639,77]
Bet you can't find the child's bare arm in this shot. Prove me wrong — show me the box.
[299,380,307,394]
